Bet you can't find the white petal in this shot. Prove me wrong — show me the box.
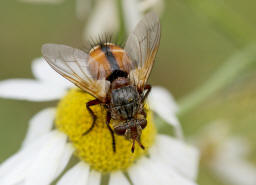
[0,132,55,177]
[56,162,90,185]
[22,108,56,148]
[86,170,101,185]
[0,131,66,185]
[0,152,32,185]
[25,131,68,185]
[54,144,74,179]
[212,157,256,185]
[109,172,130,185]
[0,79,66,101]
[148,86,183,139]
[138,0,164,15]
[75,0,92,20]
[217,137,250,160]
[149,86,178,113]
[122,0,142,33]
[83,0,119,41]
[129,157,197,185]
[211,138,256,185]
[150,135,199,180]
[128,158,157,185]
[148,158,198,185]
[32,58,73,88]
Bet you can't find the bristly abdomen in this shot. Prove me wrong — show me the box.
[89,43,130,81]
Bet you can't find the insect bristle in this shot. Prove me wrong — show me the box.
[84,33,124,53]
[116,39,125,48]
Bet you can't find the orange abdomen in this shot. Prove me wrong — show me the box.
[88,43,130,80]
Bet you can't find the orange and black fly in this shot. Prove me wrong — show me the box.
[42,12,161,153]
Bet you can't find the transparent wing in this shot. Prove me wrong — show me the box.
[124,12,161,91]
[41,44,110,101]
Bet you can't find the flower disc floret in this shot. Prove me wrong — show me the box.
[56,88,156,172]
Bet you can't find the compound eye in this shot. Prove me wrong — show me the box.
[138,119,147,129]
[114,125,127,135]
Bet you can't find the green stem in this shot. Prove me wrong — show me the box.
[178,45,256,115]
[116,0,126,43]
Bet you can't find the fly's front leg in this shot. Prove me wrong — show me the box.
[106,111,116,152]
[83,99,101,135]
[141,84,152,103]
[141,109,147,118]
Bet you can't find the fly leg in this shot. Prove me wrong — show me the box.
[141,109,147,118]
[141,84,152,103]
[83,99,101,135]
[106,111,116,152]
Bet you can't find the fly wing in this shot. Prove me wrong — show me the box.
[41,44,110,101]
[123,12,161,91]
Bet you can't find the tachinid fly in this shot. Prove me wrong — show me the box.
[41,12,161,153]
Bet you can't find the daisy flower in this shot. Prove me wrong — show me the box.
[0,58,199,185]
[18,0,164,41]
[83,0,164,41]
[194,121,256,185]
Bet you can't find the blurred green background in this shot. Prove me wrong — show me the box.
[0,0,256,185]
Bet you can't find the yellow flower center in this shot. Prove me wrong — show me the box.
[55,88,156,172]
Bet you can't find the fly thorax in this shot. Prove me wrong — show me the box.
[111,85,141,119]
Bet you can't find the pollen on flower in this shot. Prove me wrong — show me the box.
[55,88,156,172]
